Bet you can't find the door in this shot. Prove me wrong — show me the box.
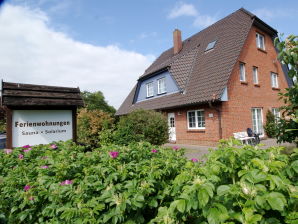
[251,108,264,136]
[168,113,176,141]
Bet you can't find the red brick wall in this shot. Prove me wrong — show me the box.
[166,105,220,146]
[221,26,289,139]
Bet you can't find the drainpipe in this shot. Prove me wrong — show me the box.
[208,101,223,140]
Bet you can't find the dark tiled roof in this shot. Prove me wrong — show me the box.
[116,8,275,115]
[1,81,84,107]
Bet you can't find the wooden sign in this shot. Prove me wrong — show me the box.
[1,81,84,148]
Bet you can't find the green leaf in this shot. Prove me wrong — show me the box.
[250,214,262,223]
[198,188,209,208]
[176,199,186,213]
[230,212,244,223]
[207,207,221,224]
[217,185,230,196]
[267,192,287,211]
[148,199,158,208]
[291,160,298,174]
[243,207,262,223]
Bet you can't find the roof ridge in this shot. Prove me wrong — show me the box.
[239,7,256,18]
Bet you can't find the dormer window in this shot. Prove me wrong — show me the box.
[205,40,217,51]
[256,33,265,50]
[146,82,154,97]
[157,77,166,94]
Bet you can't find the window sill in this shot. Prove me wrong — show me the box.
[240,81,248,85]
[146,96,154,99]
[257,48,267,53]
[272,87,280,91]
[254,84,260,87]
[157,92,167,96]
[187,129,205,133]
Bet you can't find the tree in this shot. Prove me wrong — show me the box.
[81,91,116,114]
[274,35,298,145]
[264,110,277,138]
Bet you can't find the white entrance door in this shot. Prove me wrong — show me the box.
[251,108,264,136]
[168,113,176,141]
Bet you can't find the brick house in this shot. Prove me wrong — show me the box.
[116,8,292,145]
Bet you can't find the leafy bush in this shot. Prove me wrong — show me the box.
[152,139,298,223]
[274,35,298,145]
[113,109,168,145]
[0,119,6,133]
[0,141,186,223]
[77,109,114,147]
[0,139,297,223]
[264,110,277,138]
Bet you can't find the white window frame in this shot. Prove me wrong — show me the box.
[157,77,166,94]
[253,66,259,84]
[271,72,279,88]
[187,109,205,130]
[272,108,281,123]
[251,108,264,137]
[240,63,246,82]
[256,33,265,50]
[146,82,154,97]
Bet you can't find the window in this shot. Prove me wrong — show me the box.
[256,33,265,50]
[251,108,264,136]
[272,108,280,123]
[187,110,205,129]
[169,117,175,127]
[157,77,166,94]
[240,63,246,82]
[271,72,278,88]
[205,40,217,51]
[253,67,259,84]
[146,82,154,97]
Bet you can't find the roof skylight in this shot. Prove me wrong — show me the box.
[205,40,217,51]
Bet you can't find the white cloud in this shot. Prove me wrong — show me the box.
[0,4,154,108]
[168,2,216,28]
[168,2,197,19]
[252,8,298,22]
[193,14,217,28]
[252,8,275,21]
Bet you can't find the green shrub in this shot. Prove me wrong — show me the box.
[274,35,298,145]
[0,119,6,133]
[0,141,187,223]
[264,110,277,138]
[77,109,114,147]
[0,139,297,223]
[152,139,298,223]
[114,109,168,145]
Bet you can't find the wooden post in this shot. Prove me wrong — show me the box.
[5,107,12,149]
[72,108,77,143]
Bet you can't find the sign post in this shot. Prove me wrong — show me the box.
[1,81,83,148]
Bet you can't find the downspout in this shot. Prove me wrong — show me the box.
[208,100,223,140]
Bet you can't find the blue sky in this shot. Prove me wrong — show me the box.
[0,0,297,107]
